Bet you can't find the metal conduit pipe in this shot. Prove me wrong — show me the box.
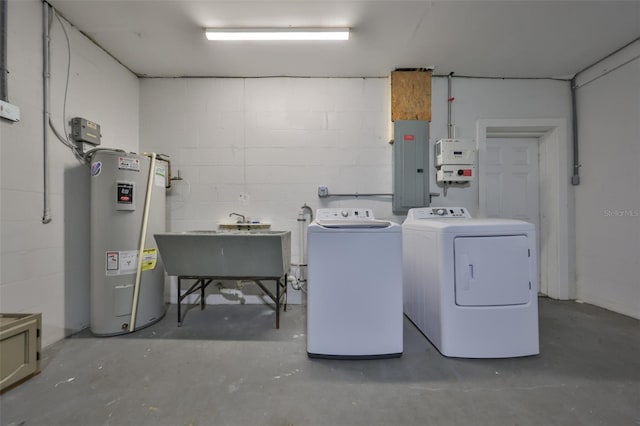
[322,192,392,198]
[0,0,8,101]
[42,2,52,224]
[447,72,454,139]
[443,72,455,197]
[570,77,580,186]
[568,37,640,187]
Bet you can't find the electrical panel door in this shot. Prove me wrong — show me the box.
[393,120,429,214]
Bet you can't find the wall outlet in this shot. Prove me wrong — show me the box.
[317,186,329,198]
[0,100,20,122]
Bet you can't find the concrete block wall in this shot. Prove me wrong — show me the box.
[140,77,394,304]
[140,76,573,305]
[0,1,139,346]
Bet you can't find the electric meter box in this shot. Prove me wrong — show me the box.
[436,165,476,183]
[435,138,475,166]
[71,117,101,145]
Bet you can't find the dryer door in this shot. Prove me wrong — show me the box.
[454,235,531,306]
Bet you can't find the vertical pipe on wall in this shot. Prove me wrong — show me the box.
[570,77,580,186]
[447,72,454,139]
[42,2,52,223]
[296,203,313,287]
[0,0,8,101]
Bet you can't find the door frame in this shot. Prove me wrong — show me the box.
[476,118,573,300]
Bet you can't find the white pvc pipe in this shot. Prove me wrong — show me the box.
[298,210,305,260]
[296,204,313,285]
[129,152,157,332]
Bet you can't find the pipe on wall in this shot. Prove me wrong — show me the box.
[1,0,8,101]
[42,2,52,223]
[569,37,640,186]
[570,77,580,186]
[295,203,313,289]
[447,72,454,139]
[129,153,157,332]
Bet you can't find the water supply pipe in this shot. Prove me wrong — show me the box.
[129,152,157,332]
[295,204,313,289]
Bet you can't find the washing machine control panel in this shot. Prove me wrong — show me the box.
[316,208,375,220]
[410,207,471,219]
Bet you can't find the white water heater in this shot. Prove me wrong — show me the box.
[89,151,167,335]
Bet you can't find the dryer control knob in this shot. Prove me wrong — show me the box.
[341,210,349,217]
[435,208,447,216]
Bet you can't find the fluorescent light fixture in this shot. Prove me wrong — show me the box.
[205,28,350,41]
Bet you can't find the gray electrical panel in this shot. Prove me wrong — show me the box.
[392,120,430,215]
[71,117,101,145]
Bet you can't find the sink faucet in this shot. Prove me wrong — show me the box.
[229,212,246,223]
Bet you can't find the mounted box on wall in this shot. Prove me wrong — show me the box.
[435,138,477,184]
[393,121,430,214]
[391,69,432,121]
[436,164,476,183]
[435,139,476,167]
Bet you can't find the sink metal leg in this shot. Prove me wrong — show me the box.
[200,279,206,310]
[178,276,286,329]
[276,277,280,329]
[177,278,213,327]
[284,273,288,312]
[177,276,182,327]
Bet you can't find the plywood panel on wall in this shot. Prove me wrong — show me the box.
[391,70,432,121]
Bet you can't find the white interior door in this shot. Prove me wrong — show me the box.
[484,137,541,290]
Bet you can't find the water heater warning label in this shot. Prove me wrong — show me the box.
[106,252,119,271]
[106,249,157,275]
[118,157,140,171]
[142,248,158,271]
[106,250,138,276]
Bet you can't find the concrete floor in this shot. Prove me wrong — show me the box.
[1,297,639,426]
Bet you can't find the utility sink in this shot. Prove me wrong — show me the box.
[153,230,291,278]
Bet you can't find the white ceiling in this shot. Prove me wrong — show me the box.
[48,0,640,78]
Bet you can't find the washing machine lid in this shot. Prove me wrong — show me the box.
[454,235,532,307]
[313,208,396,229]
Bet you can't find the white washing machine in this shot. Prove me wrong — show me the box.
[307,208,403,359]
[402,207,539,358]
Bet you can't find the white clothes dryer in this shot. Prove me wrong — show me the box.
[307,208,403,359]
[402,207,539,358]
